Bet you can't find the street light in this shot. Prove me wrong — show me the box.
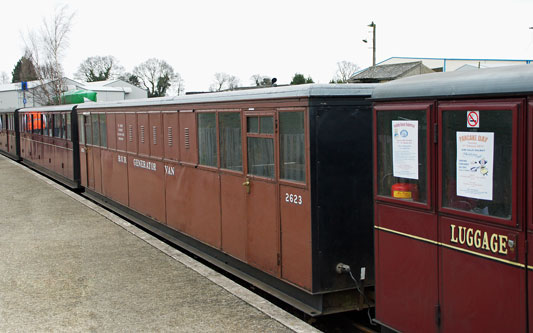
[362,21,376,66]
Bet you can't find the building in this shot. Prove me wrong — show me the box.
[376,56,533,72]
[0,78,147,111]
[82,80,147,101]
[349,61,434,83]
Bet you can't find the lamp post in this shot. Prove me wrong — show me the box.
[363,21,376,67]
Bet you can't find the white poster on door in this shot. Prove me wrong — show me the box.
[456,132,494,200]
[392,120,419,180]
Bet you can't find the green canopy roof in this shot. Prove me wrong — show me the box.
[61,90,97,104]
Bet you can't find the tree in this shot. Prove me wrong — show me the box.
[250,74,274,87]
[1,72,10,84]
[332,60,360,83]
[133,58,184,97]
[74,55,124,82]
[118,72,141,88]
[290,73,313,85]
[210,72,240,92]
[11,53,38,83]
[23,5,75,105]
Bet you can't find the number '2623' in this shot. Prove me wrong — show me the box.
[285,193,303,205]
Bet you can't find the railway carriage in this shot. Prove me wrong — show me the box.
[4,84,377,316]
[0,109,20,160]
[16,106,81,189]
[372,64,533,332]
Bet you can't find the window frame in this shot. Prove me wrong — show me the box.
[99,113,107,148]
[437,99,522,228]
[244,111,277,181]
[91,113,101,147]
[196,110,218,169]
[373,102,434,210]
[278,108,308,187]
[218,110,244,174]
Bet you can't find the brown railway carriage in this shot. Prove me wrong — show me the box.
[0,109,20,160]
[16,107,80,189]
[73,84,376,315]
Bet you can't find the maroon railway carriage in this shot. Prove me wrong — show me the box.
[372,65,533,332]
[72,84,376,315]
[16,107,81,189]
[0,109,20,160]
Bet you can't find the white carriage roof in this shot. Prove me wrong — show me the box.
[21,83,377,112]
[371,64,533,100]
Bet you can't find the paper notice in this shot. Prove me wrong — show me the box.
[456,131,494,200]
[392,120,419,180]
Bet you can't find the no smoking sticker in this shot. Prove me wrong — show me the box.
[467,110,479,128]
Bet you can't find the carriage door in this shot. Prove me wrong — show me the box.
[244,112,280,276]
[374,103,437,333]
[438,101,526,332]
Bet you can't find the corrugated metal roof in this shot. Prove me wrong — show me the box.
[371,64,533,100]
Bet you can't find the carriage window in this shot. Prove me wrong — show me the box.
[99,114,107,148]
[247,116,259,133]
[198,112,217,167]
[248,137,274,178]
[376,110,428,203]
[48,115,53,136]
[22,115,26,133]
[36,114,43,135]
[27,115,32,133]
[280,111,305,182]
[66,114,71,140]
[54,114,61,138]
[260,116,274,134]
[43,115,48,136]
[84,115,91,145]
[219,113,242,171]
[247,116,274,134]
[247,115,275,178]
[92,114,100,146]
[30,115,34,134]
[442,110,512,219]
[61,114,66,139]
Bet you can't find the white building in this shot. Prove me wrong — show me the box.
[0,78,147,111]
[377,57,532,72]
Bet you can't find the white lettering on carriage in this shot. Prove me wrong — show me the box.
[164,165,175,176]
[117,123,125,141]
[133,158,156,171]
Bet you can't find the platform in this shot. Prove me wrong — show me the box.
[0,155,319,332]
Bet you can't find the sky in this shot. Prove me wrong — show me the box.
[1,0,533,93]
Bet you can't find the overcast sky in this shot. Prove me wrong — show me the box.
[1,0,533,92]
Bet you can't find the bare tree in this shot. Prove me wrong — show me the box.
[74,55,125,82]
[210,72,240,92]
[333,60,360,83]
[23,5,75,105]
[250,74,273,87]
[133,58,183,97]
[0,72,9,84]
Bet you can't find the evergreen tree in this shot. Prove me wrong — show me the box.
[290,73,313,85]
[11,55,38,83]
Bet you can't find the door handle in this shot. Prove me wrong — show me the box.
[242,178,250,194]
